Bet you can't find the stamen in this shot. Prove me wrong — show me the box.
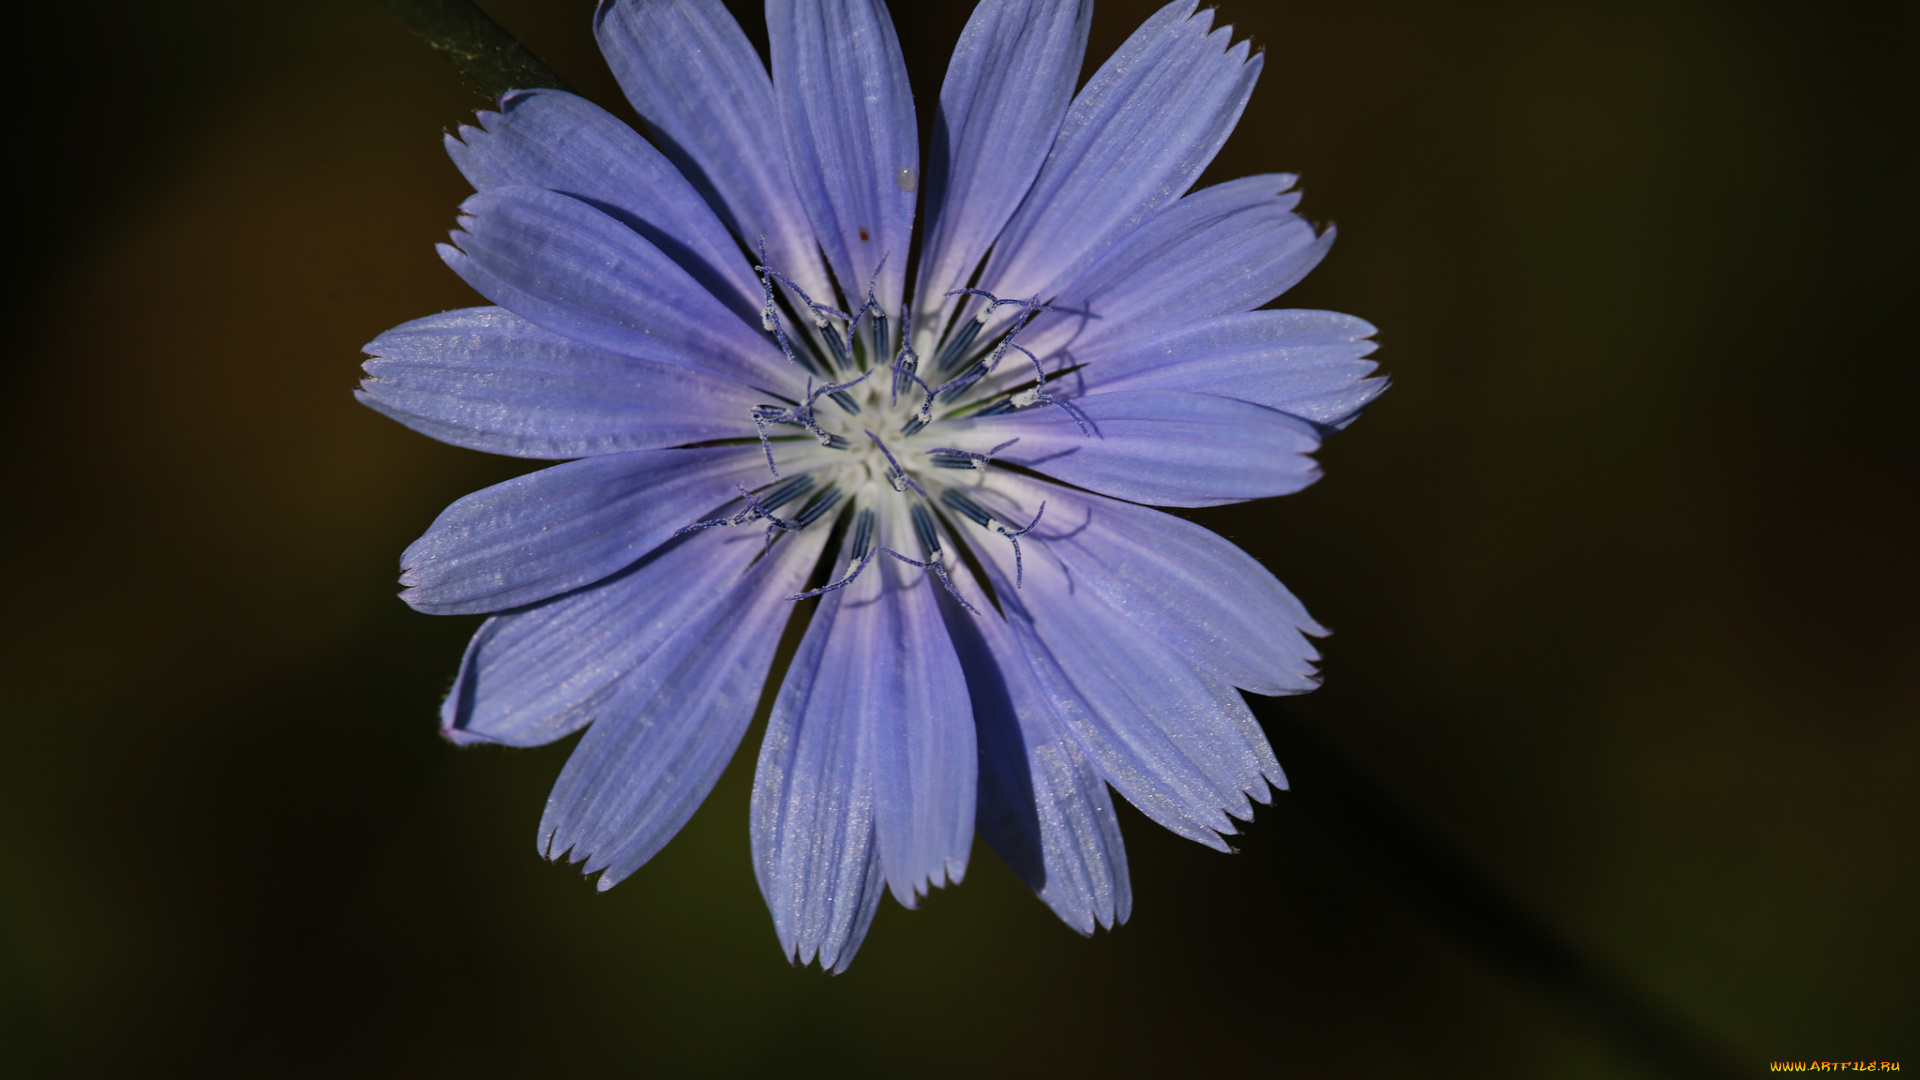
[935,361,987,404]
[988,332,1093,436]
[930,310,986,375]
[909,503,941,557]
[764,266,849,327]
[983,299,1047,376]
[938,488,992,527]
[750,401,828,475]
[758,258,858,374]
[829,258,892,373]
[850,507,875,560]
[891,352,920,402]
[749,407,783,475]
[670,480,815,553]
[757,474,816,513]
[890,303,925,404]
[806,369,875,406]
[914,290,1051,426]
[789,544,874,601]
[864,430,927,497]
[753,240,821,376]
[924,438,1018,471]
[820,324,852,371]
[1028,390,1093,435]
[792,486,844,528]
[943,289,1052,377]
[788,507,873,601]
[992,501,1046,589]
[881,546,980,615]
[939,491,1046,588]
[749,369,875,473]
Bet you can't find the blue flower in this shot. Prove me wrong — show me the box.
[358,0,1383,971]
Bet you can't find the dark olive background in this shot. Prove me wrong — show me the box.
[1,0,1914,1076]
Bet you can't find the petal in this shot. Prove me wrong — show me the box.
[754,511,975,926]
[991,473,1325,695]
[865,538,976,908]
[767,0,918,312]
[442,186,796,391]
[441,526,777,748]
[913,0,1091,326]
[357,307,759,459]
[445,89,762,320]
[594,0,833,300]
[1016,175,1333,361]
[942,390,1323,507]
[1065,310,1387,429]
[537,522,831,888]
[982,0,1261,303]
[967,491,1282,826]
[971,537,1271,848]
[751,555,886,972]
[399,447,770,615]
[939,562,1130,934]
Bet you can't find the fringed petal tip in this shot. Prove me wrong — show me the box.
[784,944,858,976]
[439,723,498,748]
[1208,771,1291,838]
[887,858,970,911]
[535,833,637,894]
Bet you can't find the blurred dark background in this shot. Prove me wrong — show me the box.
[2,0,1915,1075]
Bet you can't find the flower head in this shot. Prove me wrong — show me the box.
[359,0,1384,971]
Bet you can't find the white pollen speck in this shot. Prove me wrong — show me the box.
[1012,388,1041,408]
[897,168,916,192]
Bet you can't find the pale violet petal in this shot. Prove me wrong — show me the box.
[1064,310,1386,429]
[957,480,1297,832]
[399,447,769,615]
[752,548,888,972]
[942,390,1323,507]
[594,0,833,300]
[1015,175,1331,360]
[357,307,758,459]
[538,524,830,886]
[987,471,1326,696]
[441,186,796,392]
[445,88,762,319]
[767,0,919,313]
[441,527,774,748]
[753,523,974,926]
[864,548,976,908]
[983,556,1250,848]
[982,1,1261,303]
[939,559,1130,933]
[914,0,1091,325]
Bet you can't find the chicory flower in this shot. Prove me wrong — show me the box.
[359,0,1384,971]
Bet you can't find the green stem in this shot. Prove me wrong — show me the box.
[379,0,571,98]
